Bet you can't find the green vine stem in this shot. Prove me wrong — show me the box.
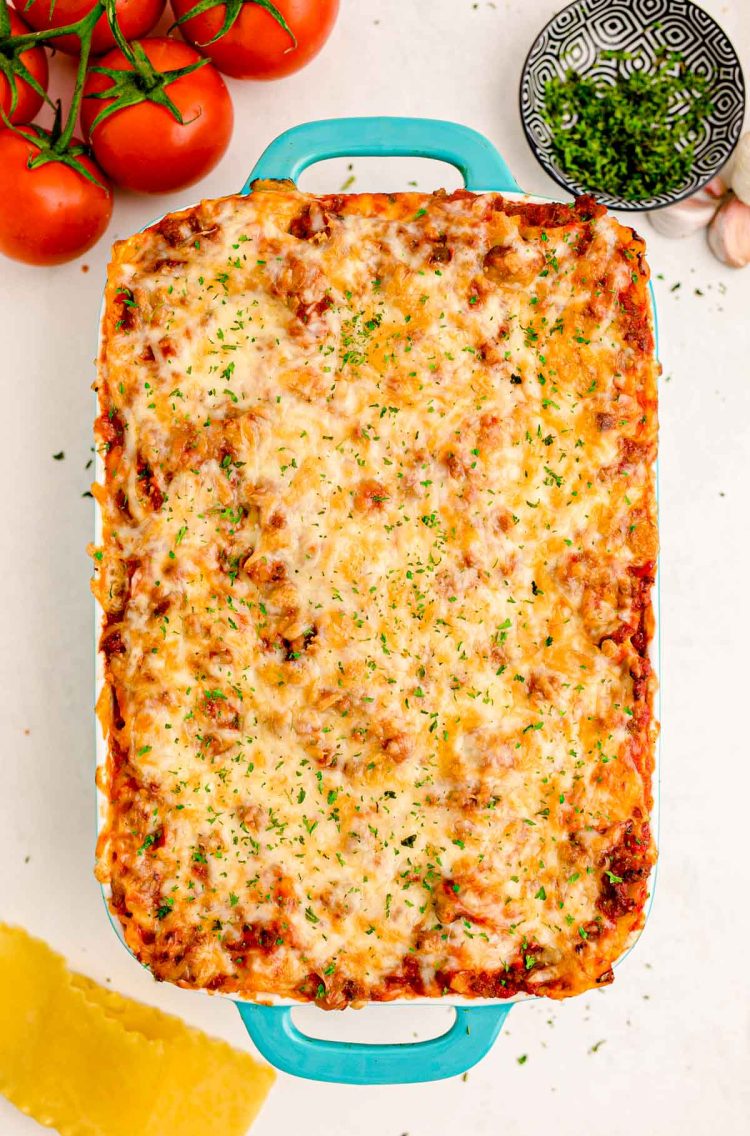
[7,0,104,51]
[85,48,209,131]
[55,2,102,150]
[170,0,295,49]
[101,0,139,62]
[0,1,54,117]
[2,0,107,178]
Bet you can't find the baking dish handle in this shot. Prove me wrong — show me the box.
[241,117,521,193]
[236,1002,512,1084]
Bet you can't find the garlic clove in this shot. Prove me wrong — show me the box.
[707,192,750,268]
[729,132,750,206]
[703,174,729,200]
[648,175,726,238]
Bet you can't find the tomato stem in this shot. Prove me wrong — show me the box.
[0,0,113,189]
[102,0,138,64]
[170,0,297,50]
[0,8,54,120]
[55,4,102,153]
[8,0,104,166]
[86,50,209,132]
[7,0,104,50]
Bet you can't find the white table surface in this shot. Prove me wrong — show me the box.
[1,1,749,1132]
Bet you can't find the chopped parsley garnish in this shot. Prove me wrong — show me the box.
[542,49,714,200]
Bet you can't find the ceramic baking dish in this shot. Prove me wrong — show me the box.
[95,116,660,1084]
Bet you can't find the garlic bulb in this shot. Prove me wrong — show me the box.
[707,192,750,268]
[648,175,726,238]
[730,133,750,206]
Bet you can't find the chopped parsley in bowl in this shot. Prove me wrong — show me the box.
[519,0,745,211]
[542,49,714,202]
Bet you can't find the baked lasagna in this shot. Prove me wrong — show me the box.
[93,183,658,1007]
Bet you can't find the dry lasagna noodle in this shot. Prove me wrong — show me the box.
[93,185,658,1008]
[0,924,274,1135]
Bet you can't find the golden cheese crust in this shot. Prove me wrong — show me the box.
[93,184,658,1007]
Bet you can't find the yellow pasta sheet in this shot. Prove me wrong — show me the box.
[0,924,275,1136]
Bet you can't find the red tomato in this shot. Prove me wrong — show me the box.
[81,38,233,193]
[169,0,339,80]
[0,8,49,123]
[0,128,113,265]
[14,0,165,56]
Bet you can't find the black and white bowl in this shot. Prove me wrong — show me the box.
[520,0,745,211]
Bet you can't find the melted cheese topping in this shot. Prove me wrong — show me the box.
[94,186,657,1006]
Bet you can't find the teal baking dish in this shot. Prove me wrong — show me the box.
[96,116,659,1086]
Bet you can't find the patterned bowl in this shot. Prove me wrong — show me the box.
[519,0,745,211]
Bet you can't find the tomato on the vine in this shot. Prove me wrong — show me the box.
[0,128,113,265]
[81,37,232,193]
[14,0,165,56]
[0,7,49,122]
[169,0,339,80]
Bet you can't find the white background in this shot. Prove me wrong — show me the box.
[1,1,749,1133]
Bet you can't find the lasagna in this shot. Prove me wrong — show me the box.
[93,183,658,1008]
